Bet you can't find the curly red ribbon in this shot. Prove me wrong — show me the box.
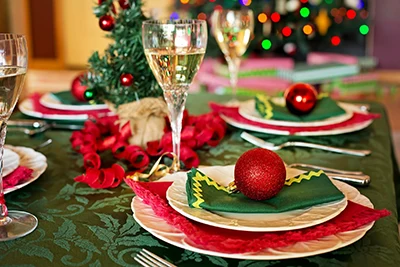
[70,110,227,189]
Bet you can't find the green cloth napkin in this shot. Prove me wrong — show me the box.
[246,128,372,147]
[52,91,103,105]
[186,168,345,213]
[255,95,346,122]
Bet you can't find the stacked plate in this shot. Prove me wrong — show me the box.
[131,165,375,260]
[19,91,110,122]
[3,146,47,194]
[213,98,376,136]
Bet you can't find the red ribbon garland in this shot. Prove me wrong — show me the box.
[70,110,227,189]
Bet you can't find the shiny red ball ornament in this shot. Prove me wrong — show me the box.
[71,74,88,102]
[234,148,286,201]
[120,73,134,86]
[99,15,115,31]
[284,83,318,115]
[118,0,130,9]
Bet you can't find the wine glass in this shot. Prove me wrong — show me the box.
[142,20,207,169]
[211,8,254,99]
[0,34,38,241]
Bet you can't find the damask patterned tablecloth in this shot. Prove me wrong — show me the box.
[2,94,400,267]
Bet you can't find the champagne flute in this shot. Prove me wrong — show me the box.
[0,34,38,241]
[142,20,207,169]
[212,9,254,99]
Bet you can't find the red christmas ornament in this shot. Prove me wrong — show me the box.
[284,83,318,115]
[234,148,286,201]
[71,74,88,102]
[118,0,130,9]
[99,15,115,31]
[120,73,134,86]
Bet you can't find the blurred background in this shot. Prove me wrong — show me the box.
[0,0,399,157]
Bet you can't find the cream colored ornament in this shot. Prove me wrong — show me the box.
[315,9,331,36]
[344,0,361,9]
[309,0,322,5]
[113,97,168,148]
[286,0,300,12]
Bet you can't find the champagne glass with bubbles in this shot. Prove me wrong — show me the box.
[142,20,207,169]
[0,34,38,241]
[212,8,254,100]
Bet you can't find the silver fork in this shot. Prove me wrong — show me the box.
[134,249,176,267]
[241,132,371,157]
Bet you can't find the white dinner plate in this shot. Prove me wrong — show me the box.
[19,98,89,121]
[166,165,348,232]
[39,92,108,111]
[132,179,374,260]
[3,148,20,177]
[239,99,354,127]
[221,114,373,136]
[4,145,47,194]
[221,101,373,136]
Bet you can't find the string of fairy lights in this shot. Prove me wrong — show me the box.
[176,0,370,54]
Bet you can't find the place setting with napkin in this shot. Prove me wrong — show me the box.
[126,147,389,260]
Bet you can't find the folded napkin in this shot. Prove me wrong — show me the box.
[126,180,390,254]
[186,168,344,213]
[255,95,346,122]
[31,94,110,115]
[52,91,104,106]
[210,102,380,135]
[3,166,33,190]
[246,129,372,147]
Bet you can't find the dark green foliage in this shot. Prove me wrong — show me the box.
[85,0,162,107]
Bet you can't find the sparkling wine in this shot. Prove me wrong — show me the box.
[144,48,205,90]
[0,66,26,119]
[214,28,252,60]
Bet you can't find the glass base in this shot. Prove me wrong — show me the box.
[0,210,38,241]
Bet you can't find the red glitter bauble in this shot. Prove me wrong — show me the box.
[71,74,88,102]
[234,148,286,201]
[120,73,134,86]
[284,83,318,115]
[118,0,130,9]
[99,15,115,31]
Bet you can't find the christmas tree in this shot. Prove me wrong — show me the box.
[85,0,163,107]
[175,0,370,61]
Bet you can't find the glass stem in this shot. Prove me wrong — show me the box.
[163,87,188,171]
[0,121,9,224]
[227,57,241,98]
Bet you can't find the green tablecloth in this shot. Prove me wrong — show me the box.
[2,93,400,267]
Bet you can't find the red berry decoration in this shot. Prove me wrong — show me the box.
[284,83,318,115]
[71,74,88,102]
[119,0,130,9]
[234,148,286,201]
[99,15,115,31]
[120,73,134,86]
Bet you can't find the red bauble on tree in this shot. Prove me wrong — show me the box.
[119,0,131,9]
[284,83,318,115]
[233,148,286,201]
[120,73,134,86]
[99,15,115,31]
[71,74,88,102]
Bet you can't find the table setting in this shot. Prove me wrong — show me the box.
[1,2,400,267]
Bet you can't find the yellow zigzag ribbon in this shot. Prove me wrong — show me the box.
[191,171,229,209]
[317,93,329,99]
[285,170,324,186]
[256,95,273,119]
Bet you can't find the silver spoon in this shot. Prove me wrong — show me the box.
[33,139,53,150]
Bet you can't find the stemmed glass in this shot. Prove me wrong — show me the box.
[142,20,207,169]
[0,34,38,241]
[212,9,254,99]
